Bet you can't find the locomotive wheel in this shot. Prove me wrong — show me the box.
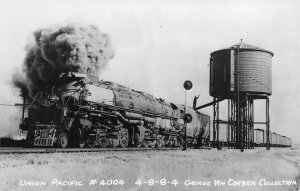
[150,141,156,149]
[142,141,148,148]
[119,128,129,148]
[172,139,178,147]
[136,142,142,148]
[143,140,151,148]
[134,133,142,148]
[163,138,169,147]
[58,132,68,148]
[96,136,108,148]
[99,139,108,148]
[157,139,163,148]
[112,138,119,148]
[177,138,182,147]
[87,139,96,148]
[79,142,86,148]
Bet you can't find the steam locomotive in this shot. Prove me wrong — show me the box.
[20,72,210,148]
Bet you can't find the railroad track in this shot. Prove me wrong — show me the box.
[0,147,181,154]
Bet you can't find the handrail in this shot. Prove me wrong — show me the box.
[28,91,50,109]
[28,92,40,109]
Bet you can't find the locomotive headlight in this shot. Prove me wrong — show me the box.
[35,130,41,138]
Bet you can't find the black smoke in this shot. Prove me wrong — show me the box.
[12,23,114,97]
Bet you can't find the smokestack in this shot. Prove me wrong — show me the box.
[12,23,114,98]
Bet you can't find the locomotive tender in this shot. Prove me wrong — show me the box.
[20,72,210,148]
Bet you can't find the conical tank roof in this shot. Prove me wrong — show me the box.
[211,42,274,56]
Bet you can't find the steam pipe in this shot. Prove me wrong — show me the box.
[195,98,225,110]
[112,111,142,125]
[124,111,156,124]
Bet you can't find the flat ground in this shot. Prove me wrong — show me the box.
[0,146,299,191]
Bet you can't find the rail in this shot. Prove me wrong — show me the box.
[0,147,181,154]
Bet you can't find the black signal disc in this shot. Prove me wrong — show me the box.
[183,113,193,123]
[183,80,193,90]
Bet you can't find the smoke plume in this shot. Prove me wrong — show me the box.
[13,23,114,97]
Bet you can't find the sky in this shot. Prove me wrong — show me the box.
[0,0,299,143]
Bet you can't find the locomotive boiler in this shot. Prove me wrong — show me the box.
[20,72,210,148]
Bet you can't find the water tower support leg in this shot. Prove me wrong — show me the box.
[250,98,254,149]
[216,101,220,148]
[228,99,231,148]
[213,98,216,148]
[266,97,270,150]
[230,99,237,149]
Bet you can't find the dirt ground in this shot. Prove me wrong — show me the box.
[0,145,299,191]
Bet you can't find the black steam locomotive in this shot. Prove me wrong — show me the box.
[20,72,210,148]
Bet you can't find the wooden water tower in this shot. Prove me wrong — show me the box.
[197,41,273,151]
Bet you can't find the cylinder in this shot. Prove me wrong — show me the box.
[210,43,273,98]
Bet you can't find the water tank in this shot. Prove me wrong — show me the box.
[210,42,273,98]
